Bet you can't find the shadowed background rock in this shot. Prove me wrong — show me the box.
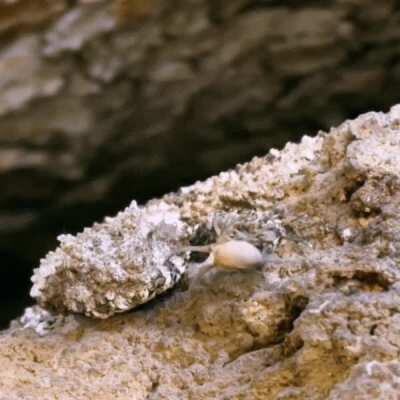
[0,0,399,325]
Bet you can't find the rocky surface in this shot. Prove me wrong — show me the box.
[1,0,400,310]
[31,201,191,318]
[1,106,400,398]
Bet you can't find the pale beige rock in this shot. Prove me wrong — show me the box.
[1,106,400,398]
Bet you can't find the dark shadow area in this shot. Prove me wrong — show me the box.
[0,251,34,329]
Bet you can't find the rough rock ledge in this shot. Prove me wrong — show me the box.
[2,106,400,399]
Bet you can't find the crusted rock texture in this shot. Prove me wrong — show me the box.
[1,0,400,295]
[31,201,190,318]
[1,106,400,398]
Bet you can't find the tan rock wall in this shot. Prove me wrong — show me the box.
[1,106,400,399]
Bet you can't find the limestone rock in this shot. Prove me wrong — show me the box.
[1,106,400,398]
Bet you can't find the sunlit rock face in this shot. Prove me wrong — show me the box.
[1,106,400,399]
